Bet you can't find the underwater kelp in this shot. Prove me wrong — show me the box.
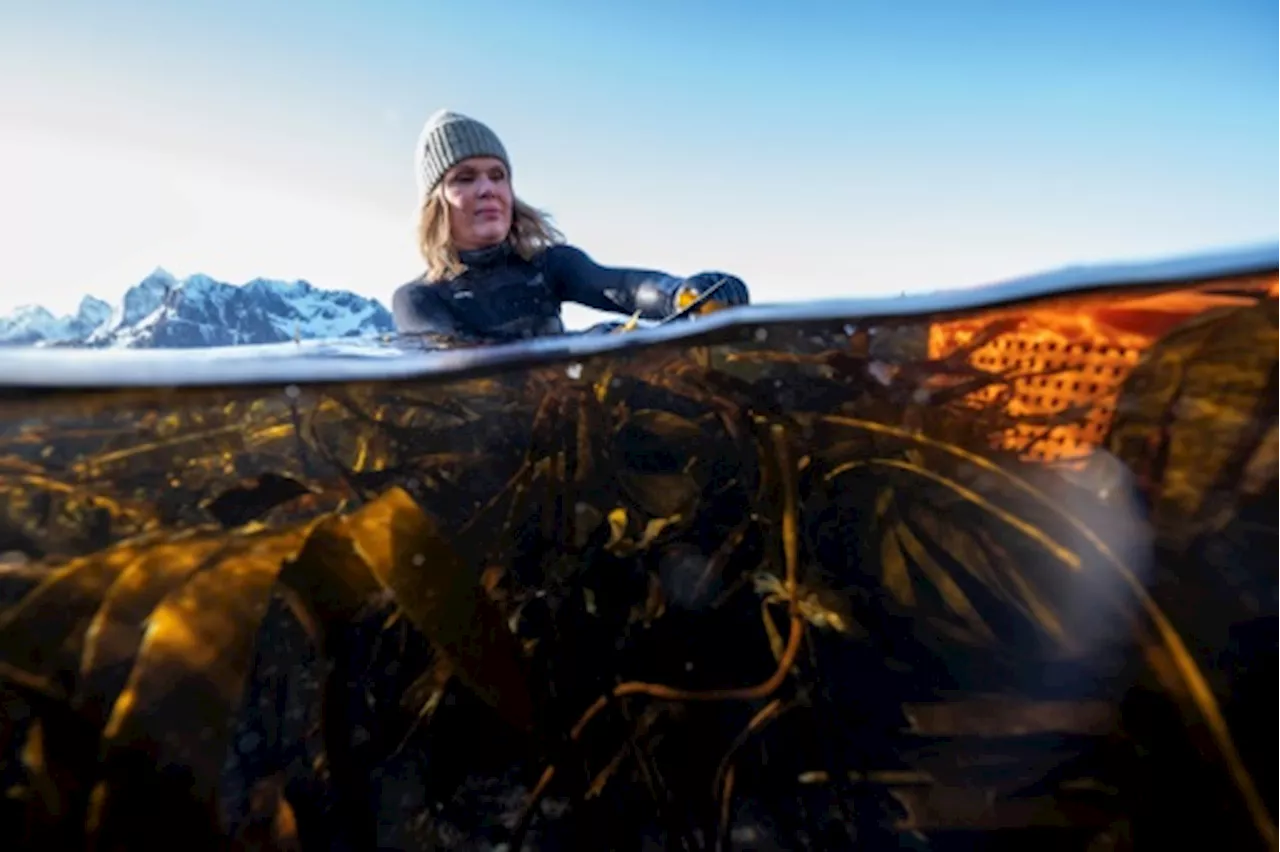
[0,266,1275,851]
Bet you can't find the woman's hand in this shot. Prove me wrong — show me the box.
[673,272,751,317]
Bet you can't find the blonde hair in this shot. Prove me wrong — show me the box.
[417,185,565,282]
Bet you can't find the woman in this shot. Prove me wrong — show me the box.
[391,110,750,343]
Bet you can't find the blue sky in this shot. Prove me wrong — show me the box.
[1,0,1275,326]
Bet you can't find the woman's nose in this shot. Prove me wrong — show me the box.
[475,177,495,197]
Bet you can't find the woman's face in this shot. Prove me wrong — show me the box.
[442,156,514,251]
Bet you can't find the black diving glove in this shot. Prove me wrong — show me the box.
[672,272,751,317]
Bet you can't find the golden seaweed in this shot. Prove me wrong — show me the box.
[0,270,1274,851]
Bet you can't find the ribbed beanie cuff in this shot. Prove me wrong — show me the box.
[415,110,510,202]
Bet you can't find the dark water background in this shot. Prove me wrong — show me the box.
[0,245,1276,851]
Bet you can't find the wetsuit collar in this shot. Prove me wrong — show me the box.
[458,241,514,268]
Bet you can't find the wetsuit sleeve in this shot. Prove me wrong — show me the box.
[391,281,461,336]
[541,245,686,320]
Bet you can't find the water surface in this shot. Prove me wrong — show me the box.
[0,244,1275,851]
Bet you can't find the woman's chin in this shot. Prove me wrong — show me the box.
[475,225,510,244]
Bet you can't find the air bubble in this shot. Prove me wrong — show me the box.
[565,363,583,380]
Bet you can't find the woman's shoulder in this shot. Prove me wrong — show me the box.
[391,274,446,313]
[533,243,590,272]
[541,242,586,258]
[392,273,430,297]
[390,274,457,333]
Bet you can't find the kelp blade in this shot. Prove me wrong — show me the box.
[0,244,1275,851]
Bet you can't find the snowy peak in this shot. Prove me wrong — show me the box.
[7,305,56,324]
[145,266,179,285]
[0,295,115,344]
[1,269,393,348]
[78,295,112,328]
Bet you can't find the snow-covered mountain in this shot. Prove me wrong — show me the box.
[0,268,394,348]
[0,296,113,345]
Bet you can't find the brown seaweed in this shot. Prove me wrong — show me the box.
[0,269,1275,851]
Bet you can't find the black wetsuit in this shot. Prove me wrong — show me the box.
[391,243,748,342]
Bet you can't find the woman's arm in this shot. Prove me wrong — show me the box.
[541,245,692,320]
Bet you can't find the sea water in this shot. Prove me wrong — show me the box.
[0,243,1275,851]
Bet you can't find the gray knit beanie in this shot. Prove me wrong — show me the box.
[415,109,511,201]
